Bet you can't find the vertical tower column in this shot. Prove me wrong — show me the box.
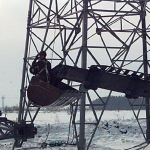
[15,0,33,148]
[79,0,88,149]
[18,0,33,123]
[140,0,150,141]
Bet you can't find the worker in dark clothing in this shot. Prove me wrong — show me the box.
[30,51,51,82]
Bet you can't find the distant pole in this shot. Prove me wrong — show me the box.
[1,95,5,113]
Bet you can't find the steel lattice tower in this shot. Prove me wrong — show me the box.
[16,0,150,149]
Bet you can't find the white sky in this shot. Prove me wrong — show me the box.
[0,1,29,106]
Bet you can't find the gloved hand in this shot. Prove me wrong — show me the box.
[35,53,40,60]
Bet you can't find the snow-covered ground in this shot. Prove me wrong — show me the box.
[1,110,150,150]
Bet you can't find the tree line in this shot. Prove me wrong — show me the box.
[92,96,145,110]
[0,96,146,113]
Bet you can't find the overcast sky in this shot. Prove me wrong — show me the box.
[0,1,29,106]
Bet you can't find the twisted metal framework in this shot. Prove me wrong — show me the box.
[3,0,149,149]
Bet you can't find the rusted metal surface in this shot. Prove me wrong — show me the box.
[27,76,64,106]
[27,76,81,106]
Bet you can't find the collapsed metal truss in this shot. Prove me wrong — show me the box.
[1,0,150,149]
